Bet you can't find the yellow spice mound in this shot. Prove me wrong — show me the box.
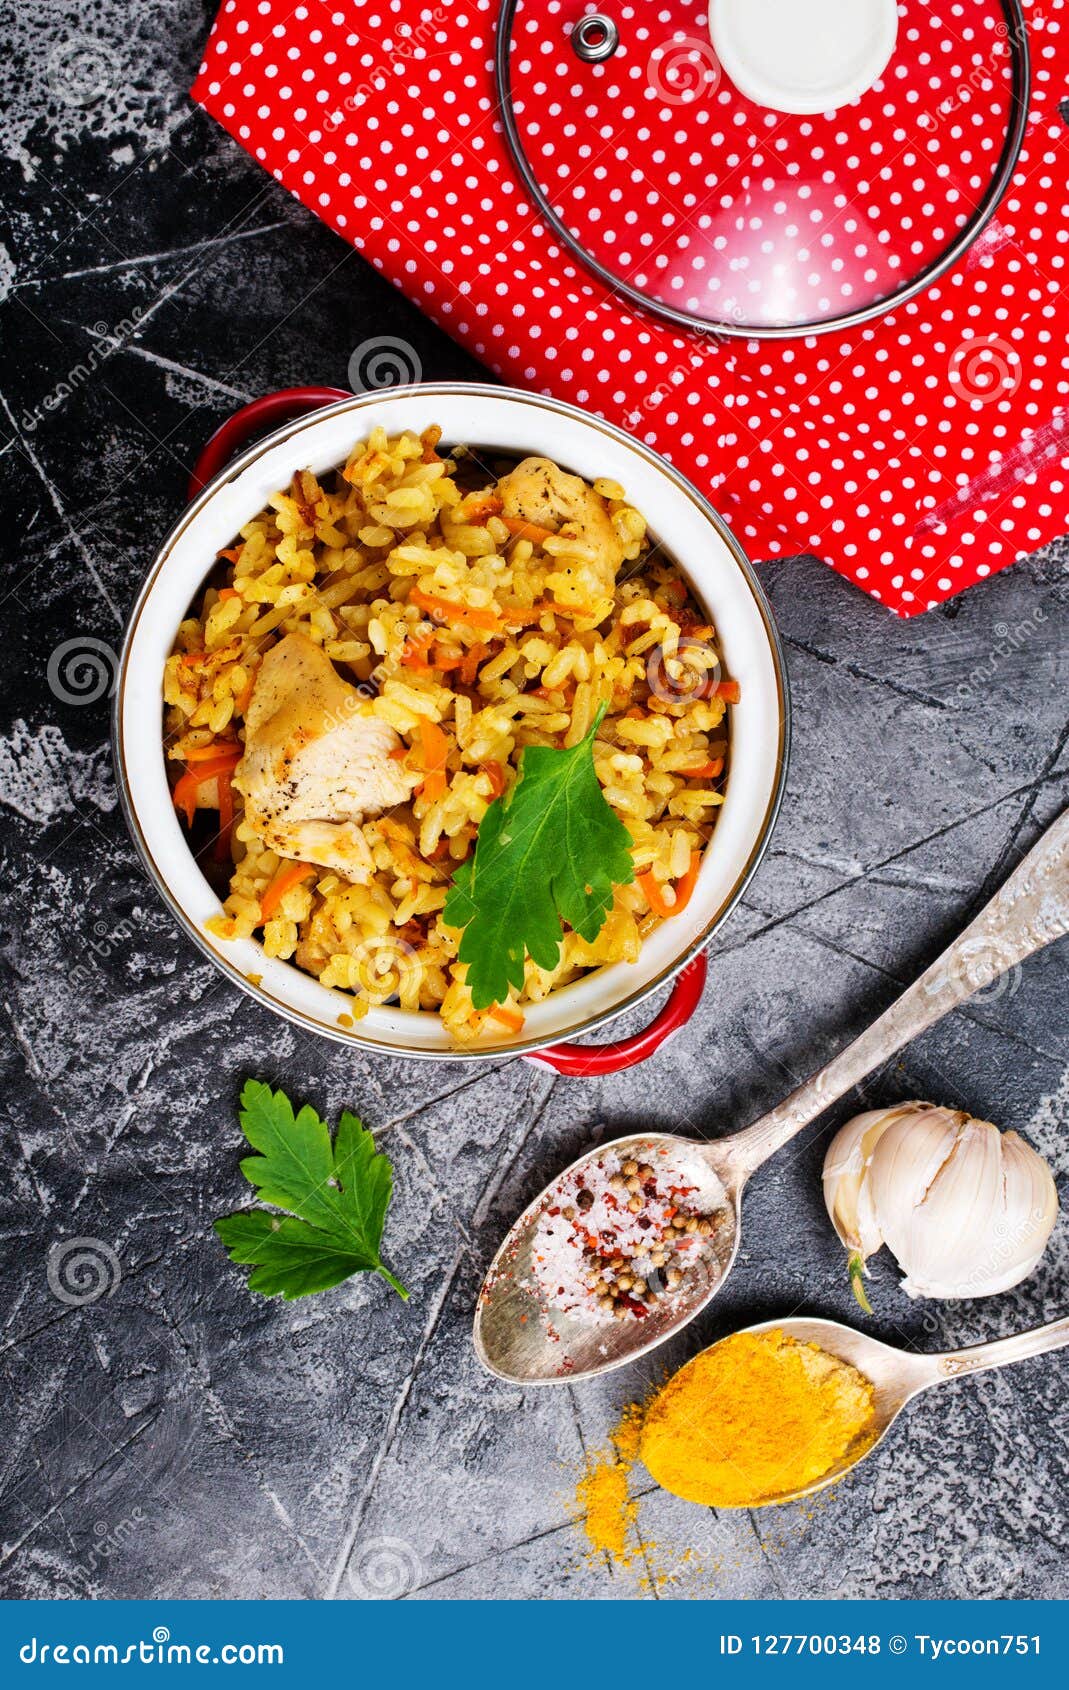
[575,1403,647,1566]
[640,1329,876,1508]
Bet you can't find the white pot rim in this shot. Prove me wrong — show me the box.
[113,383,791,1062]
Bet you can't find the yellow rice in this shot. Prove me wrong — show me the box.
[163,426,732,1045]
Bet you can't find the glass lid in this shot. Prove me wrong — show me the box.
[495,0,1029,337]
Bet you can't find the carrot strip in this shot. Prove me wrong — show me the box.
[260,861,316,923]
[172,770,199,829]
[234,675,256,716]
[418,718,449,802]
[686,757,724,779]
[172,751,242,829]
[400,628,436,671]
[409,587,502,634]
[460,642,489,686]
[217,547,243,564]
[637,852,702,919]
[182,740,240,764]
[712,678,741,703]
[214,772,234,863]
[500,515,557,545]
[672,852,702,913]
[217,586,241,601]
[463,492,503,524]
[482,760,506,799]
[487,1003,525,1033]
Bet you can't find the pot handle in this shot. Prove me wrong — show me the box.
[187,386,353,501]
[522,953,707,1076]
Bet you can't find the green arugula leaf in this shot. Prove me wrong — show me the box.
[214,1081,408,1301]
[443,704,635,1009]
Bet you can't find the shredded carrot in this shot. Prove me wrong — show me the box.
[637,852,702,919]
[686,757,724,779]
[178,650,208,668]
[234,675,256,716]
[464,492,503,524]
[388,744,411,762]
[501,515,557,545]
[217,586,241,601]
[487,1003,525,1033]
[217,547,243,564]
[182,741,241,764]
[482,760,506,799]
[172,770,199,829]
[460,642,489,686]
[172,750,242,829]
[260,861,316,923]
[409,587,503,634]
[428,835,452,860]
[418,718,449,801]
[214,772,234,863]
[400,628,437,671]
[712,678,741,703]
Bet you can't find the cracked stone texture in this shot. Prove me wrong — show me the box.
[1,1,1067,1603]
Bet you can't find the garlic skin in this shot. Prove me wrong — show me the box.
[823,1103,1058,1301]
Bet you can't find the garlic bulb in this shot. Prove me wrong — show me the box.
[823,1103,1058,1302]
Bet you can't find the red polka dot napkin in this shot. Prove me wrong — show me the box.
[192,0,1069,616]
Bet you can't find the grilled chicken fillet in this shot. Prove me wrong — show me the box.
[496,456,625,597]
[234,632,416,880]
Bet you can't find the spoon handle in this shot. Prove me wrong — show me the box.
[927,1316,1069,1382]
[724,805,1069,1180]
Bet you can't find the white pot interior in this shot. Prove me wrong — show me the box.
[117,386,787,1057]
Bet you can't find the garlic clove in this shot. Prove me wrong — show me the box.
[969,1129,1059,1297]
[860,1104,963,1281]
[822,1106,909,1261]
[879,1115,1003,1299]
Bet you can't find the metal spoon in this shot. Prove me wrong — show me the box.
[679,1313,1069,1508]
[474,807,1069,1384]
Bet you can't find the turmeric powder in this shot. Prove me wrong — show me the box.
[574,1403,647,1566]
[640,1329,877,1508]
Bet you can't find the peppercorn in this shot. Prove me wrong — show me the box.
[576,1188,594,1212]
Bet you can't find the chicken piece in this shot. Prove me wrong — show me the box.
[496,457,625,598]
[235,632,417,879]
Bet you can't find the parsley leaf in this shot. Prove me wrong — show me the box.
[214,1081,408,1301]
[443,704,635,1009]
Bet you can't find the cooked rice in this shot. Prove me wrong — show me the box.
[163,426,732,1045]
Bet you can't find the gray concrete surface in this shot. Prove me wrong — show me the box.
[0,1,1066,1601]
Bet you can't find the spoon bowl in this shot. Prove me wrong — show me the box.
[473,1132,742,1383]
[665,1312,1069,1508]
[725,1317,937,1506]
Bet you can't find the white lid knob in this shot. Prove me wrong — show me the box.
[708,0,899,116]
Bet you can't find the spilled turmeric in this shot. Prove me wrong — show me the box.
[641,1329,877,1508]
[574,1403,647,1566]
